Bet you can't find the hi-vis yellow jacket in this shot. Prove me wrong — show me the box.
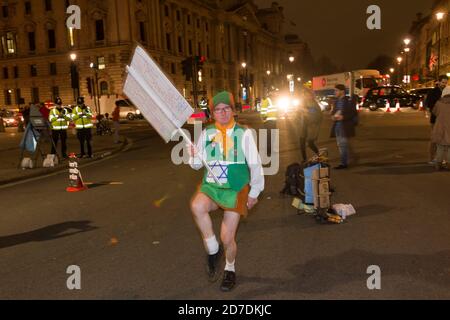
[260,98,278,121]
[72,105,94,129]
[49,107,71,130]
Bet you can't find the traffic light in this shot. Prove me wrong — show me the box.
[181,57,193,81]
[195,56,206,69]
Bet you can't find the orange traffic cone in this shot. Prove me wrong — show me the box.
[385,100,391,113]
[395,99,401,113]
[66,153,88,192]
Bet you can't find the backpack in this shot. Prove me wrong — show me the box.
[281,163,305,198]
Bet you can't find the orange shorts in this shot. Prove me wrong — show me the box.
[197,185,250,217]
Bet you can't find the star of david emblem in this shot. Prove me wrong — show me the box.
[209,161,228,182]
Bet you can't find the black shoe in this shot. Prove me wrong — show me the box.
[206,247,223,283]
[220,271,236,292]
[334,165,348,170]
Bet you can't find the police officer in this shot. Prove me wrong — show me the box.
[49,97,70,159]
[72,97,94,158]
[260,96,278,155]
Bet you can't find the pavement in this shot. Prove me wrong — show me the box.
[0,124,129,186]
[0,109,449,300]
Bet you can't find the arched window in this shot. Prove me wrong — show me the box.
[100,81,109,95]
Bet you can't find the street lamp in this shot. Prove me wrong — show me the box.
[397,57,403,84]
[241,62,249,104]
[289,56,295,63]
[404,47,410,86]
[266,70,271,76]
[70,53,79,102]
[436,11,445,76]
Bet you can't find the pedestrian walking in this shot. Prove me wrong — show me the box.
[431,86,450,171]
[330,84,358,169]
[188,91,264,292]
[72,97,94,158]
[298,88,322,162]
[48,97,71,159]
[112,102,121,144]
[425,75,448,164]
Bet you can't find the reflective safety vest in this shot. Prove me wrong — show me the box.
[72,105,94,129]
[261,98,278,121]
[49,107,71,130]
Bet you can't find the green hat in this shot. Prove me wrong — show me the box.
[212,91,235,110]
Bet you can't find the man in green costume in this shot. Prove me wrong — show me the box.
[189,91,265,292]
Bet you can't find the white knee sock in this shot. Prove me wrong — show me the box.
[204,235,219,255]
[225,260,236,272]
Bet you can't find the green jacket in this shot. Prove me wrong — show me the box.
[72,105,94,129]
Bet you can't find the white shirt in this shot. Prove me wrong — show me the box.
[189,125,265,199]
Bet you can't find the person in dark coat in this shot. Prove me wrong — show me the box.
[424,75,448,164]
[330,84,358,169]
[298,88,323,162]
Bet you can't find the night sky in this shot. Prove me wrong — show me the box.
[254,0,434,71]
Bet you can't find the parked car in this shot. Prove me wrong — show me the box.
[1,110,22,127]
[116,99,144,120]
[361,86,421,111]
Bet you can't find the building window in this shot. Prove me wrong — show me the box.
[100,81,109,95]
[188,40,192,55]
[13,66,18,78]
[2,5,8,18]
[178,36,183,53]
[171,63,176,74]
[187,15,191,25]
[48,29,56,49]
[198,43,201,55]
[4,90,12,105]
[68,27,75,47]
[166,33,171,51]
[28,32,36,51]
[176,11,181,21]
[164,5,169,17]
[45,0,52,11]
[205,22,209,32]
[97,56,106,70]
[139,22,147,43]
[50,62,57,75]
[31,87,40,104]
[30,64,37,77]
[15,89,22,105]
[25,1,32,15]
[52,86,59,101]
[95,19,105,41]
[207,45,210,58]
[197,19,200,28]
[2,32,17,55]
[3,67,8,79]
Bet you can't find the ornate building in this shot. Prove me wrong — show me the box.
[408,0,450,87]
[0,0,307,113]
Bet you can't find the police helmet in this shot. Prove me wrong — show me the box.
[77,97,85,105]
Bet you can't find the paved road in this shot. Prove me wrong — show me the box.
[0,110,449,299]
